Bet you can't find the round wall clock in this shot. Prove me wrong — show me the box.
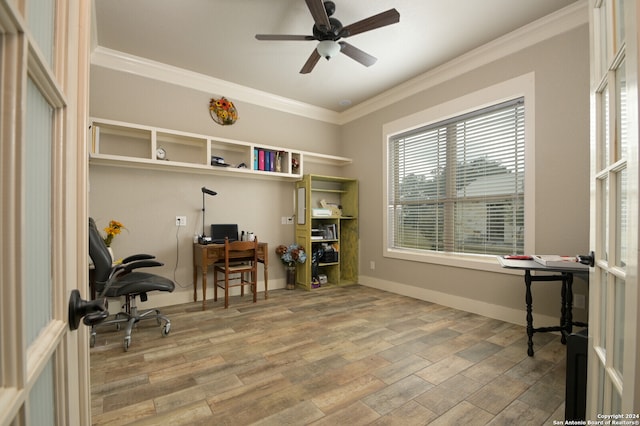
[156,147,166,160]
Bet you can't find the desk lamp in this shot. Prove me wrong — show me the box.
[199,187,217,244]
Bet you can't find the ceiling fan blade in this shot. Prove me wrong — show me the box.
[339,42,377,67]
[255,34,315,41]
[300,49,321,74]
[305,0,330,30]
[341,9,400,38]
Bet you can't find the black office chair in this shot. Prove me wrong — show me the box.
[88,217,175,351]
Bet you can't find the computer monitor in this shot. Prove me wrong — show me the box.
[210,224,239,244]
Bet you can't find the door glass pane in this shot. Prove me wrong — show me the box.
[597,3,610,78]
[600,176,609,262]
[28,357,55,425]
[612,390,622,415]
[601,85,610,168]
[616,167,627,268]
[25,78,53,345]
[27,0,55,67]
[599,269,608,350]
[613,276,624,374]
[597,362,605,413]
[614,0,625,49]
[616,60,627,160]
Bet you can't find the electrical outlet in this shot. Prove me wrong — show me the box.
[574,294,585,309]
[282,216,295,225]
[370,261,375,270]
[175,216,187,226]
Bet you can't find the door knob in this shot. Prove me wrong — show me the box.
[577,251,595,267]
[68,289,109,330]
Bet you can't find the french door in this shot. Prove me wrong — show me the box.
[588,0,640,415]
[0,1,91,424]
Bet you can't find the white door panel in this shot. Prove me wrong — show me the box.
[0,1,91,424]
[588,0,639,415]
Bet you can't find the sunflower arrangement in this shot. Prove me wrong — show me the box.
[103,220,126,247]
[209,97,238,125]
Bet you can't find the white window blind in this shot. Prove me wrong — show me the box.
[388,97,525,256]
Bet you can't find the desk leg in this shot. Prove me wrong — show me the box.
[264,262,268,300]
[525,270,534,356]
[201,265,208,311]
[193,263,198,303]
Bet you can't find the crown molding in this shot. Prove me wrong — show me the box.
[90,1,587,126]
[338,1,588,124]
[91,46,341,124]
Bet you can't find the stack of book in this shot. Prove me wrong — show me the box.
[531,255,588,270]
[253,148,282,172]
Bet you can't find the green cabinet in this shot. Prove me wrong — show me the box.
[295,174,358,290]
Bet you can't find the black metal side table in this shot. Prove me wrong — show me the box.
[497,256,588,356]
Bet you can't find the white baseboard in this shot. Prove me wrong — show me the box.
[129,278,285,309]
[358,275,559,328]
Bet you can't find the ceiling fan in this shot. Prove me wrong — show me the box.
[255,0,400,74]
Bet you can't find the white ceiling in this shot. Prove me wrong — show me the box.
[92,0,579,113]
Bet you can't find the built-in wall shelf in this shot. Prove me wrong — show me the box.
[89,118,352,179]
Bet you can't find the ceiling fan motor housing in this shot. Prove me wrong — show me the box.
[313,17,343,40]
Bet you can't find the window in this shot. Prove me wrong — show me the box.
[387,97,525,257]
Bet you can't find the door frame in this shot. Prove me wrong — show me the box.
[587,0,640,414]
[0,0,91,424]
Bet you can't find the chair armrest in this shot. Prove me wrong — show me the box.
[121,253,156,264]
[120,259,164,274]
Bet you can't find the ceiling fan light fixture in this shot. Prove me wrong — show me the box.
[316,40,340,60]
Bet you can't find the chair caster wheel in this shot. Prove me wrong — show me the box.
[123,337,131,352]
[162,322,171,336]
[90,333,96,348]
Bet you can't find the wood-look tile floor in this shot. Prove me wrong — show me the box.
[91,285,569,425]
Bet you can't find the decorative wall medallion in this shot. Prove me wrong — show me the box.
[209,97,238,125]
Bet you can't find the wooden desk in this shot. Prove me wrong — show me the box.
[193,242,268,310]
[497,256,588,356]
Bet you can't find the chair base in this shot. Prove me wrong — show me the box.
[90,294,171,351]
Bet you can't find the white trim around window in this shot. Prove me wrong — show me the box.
[382,72,536,272]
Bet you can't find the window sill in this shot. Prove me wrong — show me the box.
[384,248,522,275]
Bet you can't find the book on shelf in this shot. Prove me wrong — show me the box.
[311,228,324,240]
[532,255,588,270]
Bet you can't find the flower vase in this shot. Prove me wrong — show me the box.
[286,266,296,290]
[107,247,114,261]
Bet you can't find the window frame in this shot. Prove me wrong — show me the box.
[382,73,536,272]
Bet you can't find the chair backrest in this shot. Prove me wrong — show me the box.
[89,217,113,283]
[223,237,258,267]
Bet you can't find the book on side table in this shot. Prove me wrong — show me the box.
[532,255,589,270]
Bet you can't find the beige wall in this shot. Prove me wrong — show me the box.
[89,23,590,324]
[89,66,344,301]
[342,25,590,322]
